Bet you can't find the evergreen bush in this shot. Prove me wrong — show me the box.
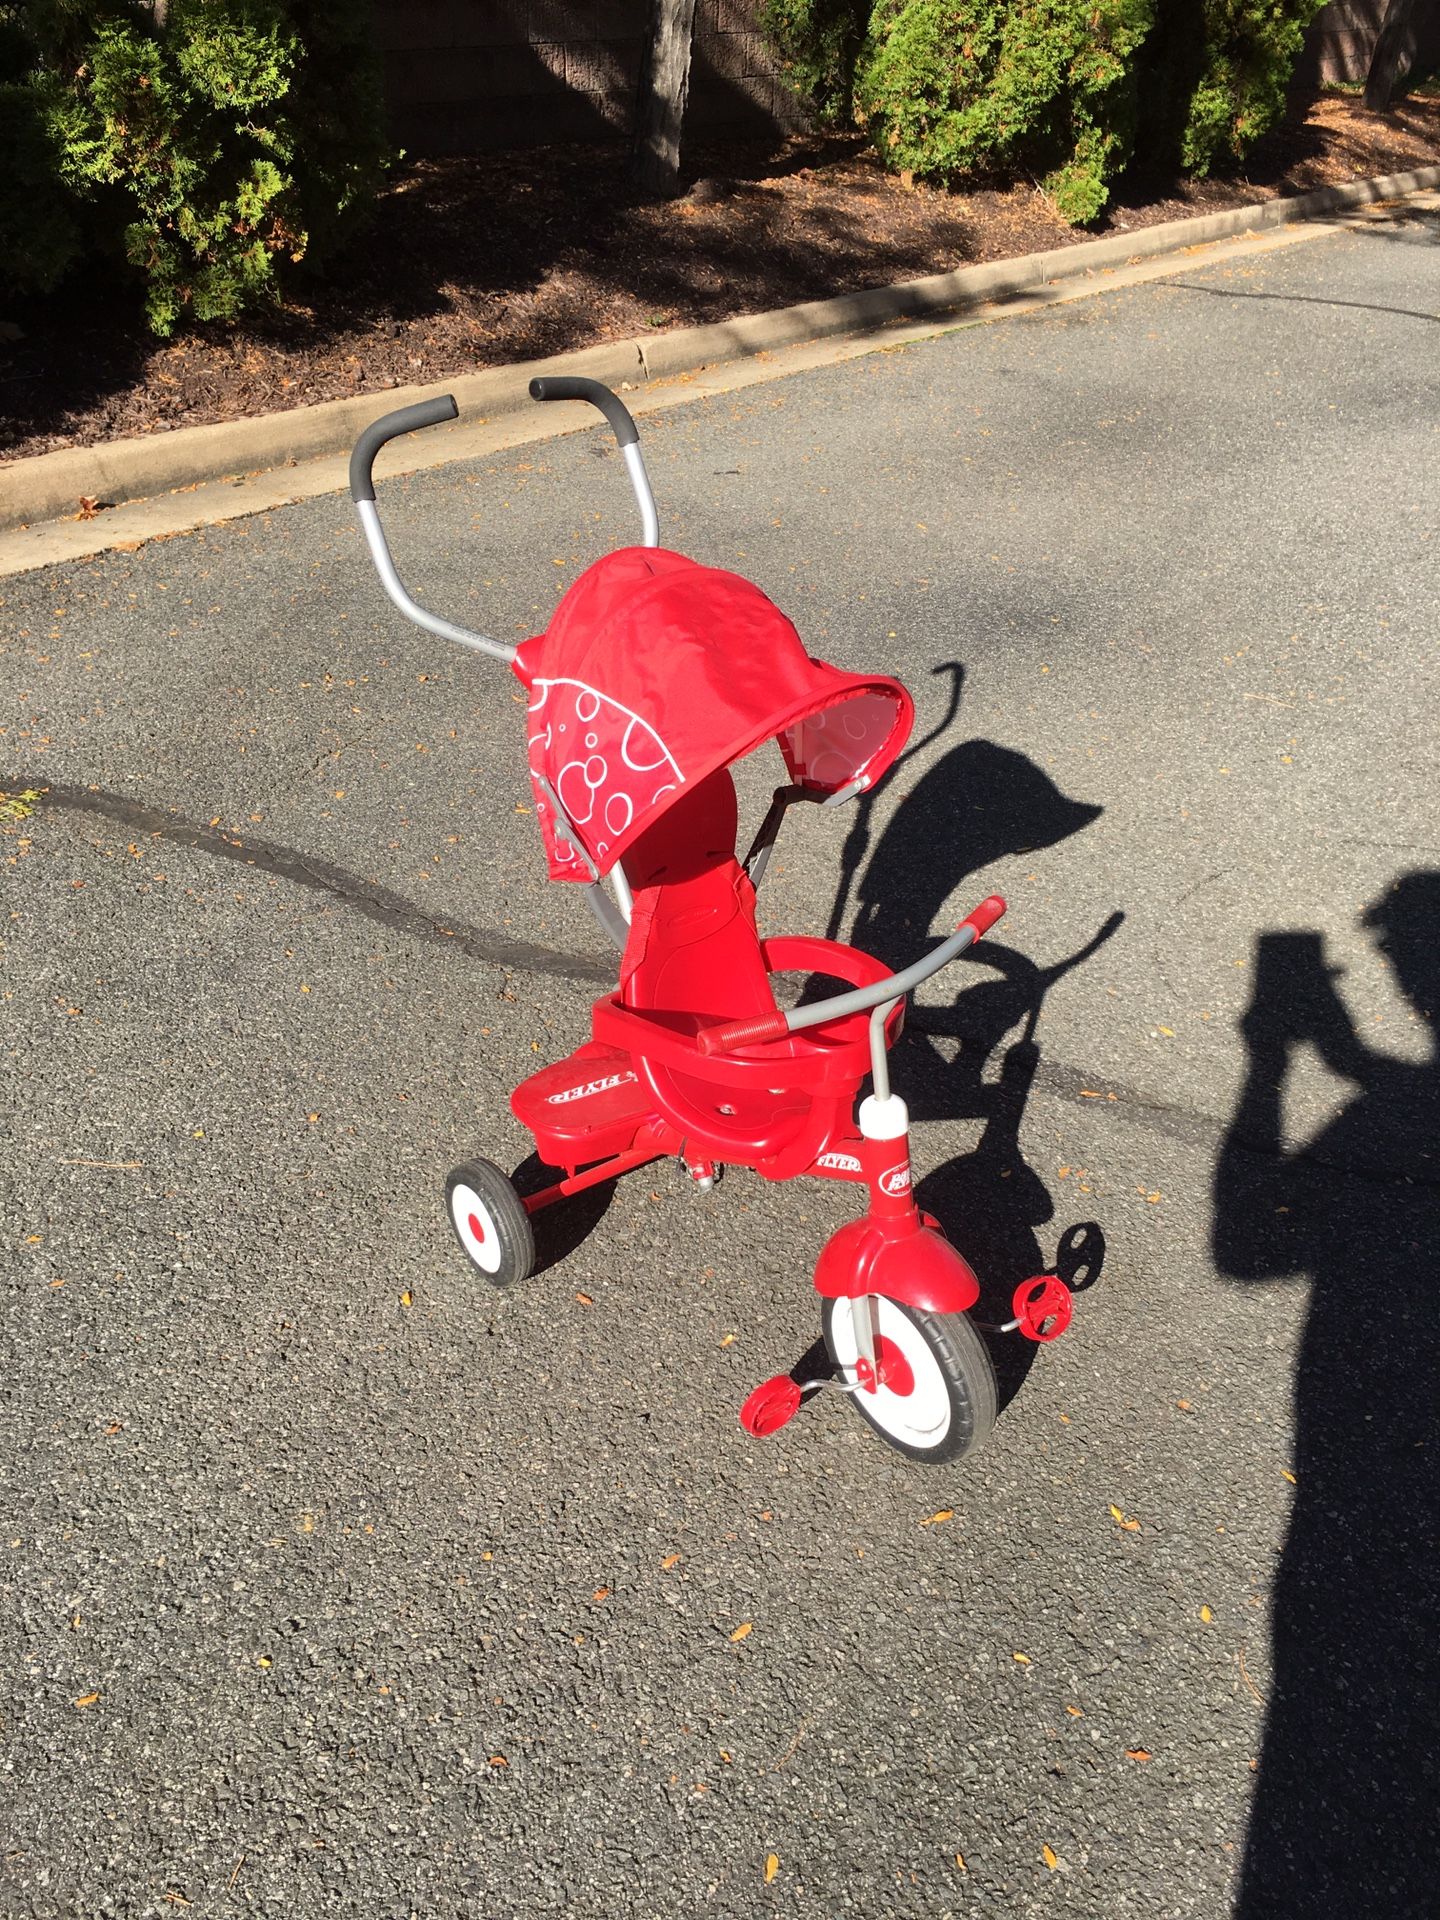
[760,0,873,127]
[763,0,1330,224]
[0,7,89,296]
[854,0,1155,224]
[0,1,392,333]
[1140,1,1328,177]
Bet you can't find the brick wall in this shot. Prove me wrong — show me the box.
[1295,0,1440,87]
[373,0,806,156]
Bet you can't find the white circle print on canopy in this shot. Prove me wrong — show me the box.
[527,675,683,875]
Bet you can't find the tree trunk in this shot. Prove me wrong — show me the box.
[1364,0,1423,112]
[632,0,698,199]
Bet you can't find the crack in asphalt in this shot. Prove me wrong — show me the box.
[12,775,1434,1195]
[10,775,614,987]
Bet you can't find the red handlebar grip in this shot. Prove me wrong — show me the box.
[958,894,1007,940]
[696,1010,789,1056]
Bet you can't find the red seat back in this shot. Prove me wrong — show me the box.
[618,769,777,1030]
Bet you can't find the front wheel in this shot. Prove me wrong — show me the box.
[822,1295,997,1464]
[445,1158,535,1287]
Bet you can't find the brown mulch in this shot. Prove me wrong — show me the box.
[3,89,1438,467]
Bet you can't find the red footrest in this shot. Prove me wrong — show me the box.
[739,1374,803,1437]
[1013,1274,1073,1343]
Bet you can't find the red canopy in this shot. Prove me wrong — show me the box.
[513,548,913,882]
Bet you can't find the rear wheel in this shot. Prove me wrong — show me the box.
[822,1294,996,1464]
[445,1159,535,1287]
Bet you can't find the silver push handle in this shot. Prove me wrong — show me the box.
[350,396,515,664]
[530,377,660,549]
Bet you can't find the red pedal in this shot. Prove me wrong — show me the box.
[1013,1274,1073,1343]
[739,1374,803,1437]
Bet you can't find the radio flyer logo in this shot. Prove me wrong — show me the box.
[546,1071,639,1106]
[817,1151,863,1174]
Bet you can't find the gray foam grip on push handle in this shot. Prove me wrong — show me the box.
[529,377,640,448]
[349,395,459,503]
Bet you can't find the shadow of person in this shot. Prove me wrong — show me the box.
[833,726,1116,1408]
[1213,873,1440,1919]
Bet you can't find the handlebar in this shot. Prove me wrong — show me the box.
[530,376,659,547]
[697,895,1007,1057]
[530,376,640,449]
[350,373,658,659]
[349,395,458,504]
[349,391,513,663]
[959,894,1007,941]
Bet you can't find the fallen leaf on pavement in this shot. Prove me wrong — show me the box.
[1042,1843,1058,1869]
[730,1622,753,1642]
[74,1692,100,1708]
[921,1509,954,1527]
[764,1853,779,1883]
[1126,1748,1153,1762]
[661,1553,682,1569]
[1013,1652,1031,1665]
[1109,1505,1140,1532]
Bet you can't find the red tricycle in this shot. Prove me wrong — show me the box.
[351,378,1073,1463]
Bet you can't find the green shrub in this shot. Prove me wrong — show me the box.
[0,74,84,297]
[763,0,1327,223]
[0,1,392,333]
[1140,1,1328,176]
[0,6,91,295]
[854,0,1156,223]
[760,0,873,126]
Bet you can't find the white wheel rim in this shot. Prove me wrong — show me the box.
[450,1182,503,1275]
[829,1296,953,1450]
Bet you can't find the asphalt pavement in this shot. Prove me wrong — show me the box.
[2,201,1438,1919]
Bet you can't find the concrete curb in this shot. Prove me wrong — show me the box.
[4,160,1438,537]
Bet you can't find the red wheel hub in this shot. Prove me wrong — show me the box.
[854,1334,915,1397]
[1013,1273,1073,1343]
[467,1211,487,1243]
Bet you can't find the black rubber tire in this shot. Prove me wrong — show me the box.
[444,1158,536,1287]
[821,1295,997,1465]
